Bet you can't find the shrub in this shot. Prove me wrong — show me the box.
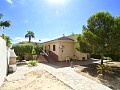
[97,64,112,76]
[27,60,37,66]
[34,45,43,55]
[12,43,34,60]
[110,55,120,61]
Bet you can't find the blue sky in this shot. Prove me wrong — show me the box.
[0,0,120,43]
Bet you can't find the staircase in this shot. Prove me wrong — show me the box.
[37,55,48,63]
[49,51,58,62]
[37,50,58,63]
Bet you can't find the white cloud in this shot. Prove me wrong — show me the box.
[12,36,59,44]
[12,37,40,43]
[40,38,51,43]
[6,0,13,4]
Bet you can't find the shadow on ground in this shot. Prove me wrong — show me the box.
[80,63,120,90]
[43,60,120,90]
[43,59,100,68]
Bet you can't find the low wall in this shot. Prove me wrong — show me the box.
[0,37,7,87]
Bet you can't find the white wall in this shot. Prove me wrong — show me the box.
[0,37,7,87]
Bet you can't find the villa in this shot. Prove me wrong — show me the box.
[41,34,88,62]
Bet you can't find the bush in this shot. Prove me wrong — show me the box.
[110,55,120,61]
[27,60,37,66]
[97,64,112,76]
[12,43,34,60]
[34,45,43,55]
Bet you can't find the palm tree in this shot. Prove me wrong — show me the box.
[25,31,35,43]
[0,13,11,30]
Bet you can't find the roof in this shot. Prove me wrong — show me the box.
[57,36,74,41]
[43,36,74,44]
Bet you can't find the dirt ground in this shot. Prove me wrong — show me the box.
[74,61,120,90]
[0,70,72,90]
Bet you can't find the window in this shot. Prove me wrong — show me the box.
[53,45,55,51]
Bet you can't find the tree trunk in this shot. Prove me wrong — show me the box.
[100,53,104,64]
[29,37,31,43]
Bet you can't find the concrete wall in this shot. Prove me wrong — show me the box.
[0,37,7,87]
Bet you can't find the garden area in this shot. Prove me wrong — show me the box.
[74,61,120,90]
[12,43,43,62]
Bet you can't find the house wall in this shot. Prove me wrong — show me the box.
[43,39,88,61]
[75,50,87,60]
[58,41,75,61]
[44,41,59,56]
[0,37,7,87]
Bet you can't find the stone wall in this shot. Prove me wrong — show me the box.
[0,37,7,87]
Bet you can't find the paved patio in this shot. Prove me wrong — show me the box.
[38,63,111,90]
[44,59,101,68]
[5,60,112,90]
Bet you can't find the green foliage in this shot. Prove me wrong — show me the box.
[0,13,11,29]
[83,12,114,55]
[109,55,120,61]
[27,60,37,66]
[77,11,120,63]
[12,44,34,60]
[0,34,12,47]
[34,45,43,55]
[0,13,11,46]
[76,34,92,53]
[97,64,112,76]
[25,31,35,43]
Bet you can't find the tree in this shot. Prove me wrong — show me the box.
[25,31,35,43]
[0,34,12,47]
[77,11,116,64]
[76,34,92,54]
[108,16,120,61]
[0,13,11,30]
